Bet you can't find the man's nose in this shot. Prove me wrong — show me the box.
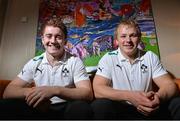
[50,36,56,43]
[126,36,131,42]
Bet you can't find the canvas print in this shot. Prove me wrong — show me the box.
[36,0,160,72]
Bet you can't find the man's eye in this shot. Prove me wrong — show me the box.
[56,35,63,40]
[45,35,52,39]
[131,34,138,37]
[120,35,126,38]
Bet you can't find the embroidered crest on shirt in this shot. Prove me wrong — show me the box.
[141,64,148,73]
[62,67,69,77]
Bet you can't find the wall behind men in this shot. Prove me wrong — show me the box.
[0,0,39,79]
[0,0,2,59]
[151,0,180,78]
[0,0,8,58]
[0,0,180,79]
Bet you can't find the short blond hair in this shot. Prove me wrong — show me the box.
[114,19,141,39]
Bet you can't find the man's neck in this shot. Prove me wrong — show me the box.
[46,52,64,66]
[120,49,139,64]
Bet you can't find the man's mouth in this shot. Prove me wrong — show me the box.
[124,45,134,48]
[48,44,61,49]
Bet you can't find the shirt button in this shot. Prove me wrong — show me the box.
[52,71,55,75]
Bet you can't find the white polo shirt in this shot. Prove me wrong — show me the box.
[18,51,89,104]
[96,48,167,92]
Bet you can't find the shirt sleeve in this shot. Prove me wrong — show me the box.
[96,54,111,80]
[73,57,90,83]
[17,59,34,83]
[150,52,167,79]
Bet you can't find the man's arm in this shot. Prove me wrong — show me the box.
[137,73,178,116]
[3,77,32,99]
[153,73,179,102]
[25,79,93,108]
[93,75,153,107]
[54,79,93,101]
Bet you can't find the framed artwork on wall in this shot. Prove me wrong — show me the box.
[36,0,160,72]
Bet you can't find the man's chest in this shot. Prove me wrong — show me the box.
[111,61,152,90]
[33,64,74,86]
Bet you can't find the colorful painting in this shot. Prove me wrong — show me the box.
[36,0,160,72]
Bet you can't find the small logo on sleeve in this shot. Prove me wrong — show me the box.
[98,67,104,72]
[21,69,26,75]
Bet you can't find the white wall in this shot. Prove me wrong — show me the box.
[151,0,180,77]
[0,0,39,79]
[0,0,180,79]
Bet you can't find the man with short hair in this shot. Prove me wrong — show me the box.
[91,19,179,119]
[0,17,93,119]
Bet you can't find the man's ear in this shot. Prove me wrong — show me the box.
[64,40,67,45]
[41,36,45,45]
[113,39,118,49]
[41,35,44,39]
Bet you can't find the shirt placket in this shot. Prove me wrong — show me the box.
[129,63,135,83]
[50,64,60,86]
[131,62,141,90]
[123,61,133,90]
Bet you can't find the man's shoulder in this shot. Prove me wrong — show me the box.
[65,51,78,60]
[141,51,160,64]
[143,51,159,58]
[25,53,45,67]
[32,53,44,62]
[107,50,118,56]
[65,51,83,64]
[99,50,119,63]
